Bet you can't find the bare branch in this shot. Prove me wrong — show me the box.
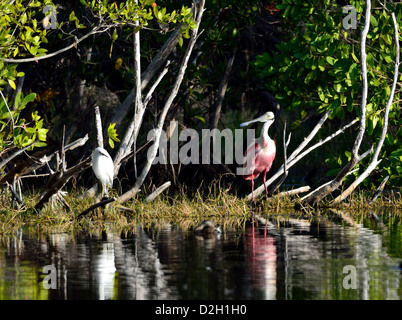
[332,11,399,204]
[77,197,116,219]
[94,106,104,148]
[303,0,372,206]
[275,186,311,198]
[209,46,237,129]
[117,0,206,204]
[145,181,171,202]
[1,26,106,63]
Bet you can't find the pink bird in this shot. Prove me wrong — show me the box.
[240,111,276,201]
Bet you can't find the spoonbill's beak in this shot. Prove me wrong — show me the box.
[240,112,275,127]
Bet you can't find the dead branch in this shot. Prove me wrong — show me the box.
[271,121,291,194]
[0,134,89,186]
[117,0,206,204]
[0,140,39,169]
[76,197,116,219]
[145,181,171,202]
[104,25,181,135]
[332,11,399,204]
[303,0,372,206]
[209,46,237,129]
[34,156,92,212]
[369,175,390,205]
[275,186,311,198]
[94,106,104,148]
[6,181,25,207]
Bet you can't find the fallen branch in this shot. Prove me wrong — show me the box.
[76,197,116,219]
[34,156,92,212]
[275,186,311,198]
[0,134,89,186]
[6,181,24,207]
[145,181,171,202]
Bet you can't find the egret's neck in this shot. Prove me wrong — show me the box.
[261,120,274,143]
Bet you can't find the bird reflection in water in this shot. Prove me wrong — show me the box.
[244,224,277,299]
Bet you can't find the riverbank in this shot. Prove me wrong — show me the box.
[0,187,401,237]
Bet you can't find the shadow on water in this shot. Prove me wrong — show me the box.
[0,209,401,300]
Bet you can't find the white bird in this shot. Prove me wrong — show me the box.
[92,147,114,197]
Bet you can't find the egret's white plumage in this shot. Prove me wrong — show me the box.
[92,147,114,197]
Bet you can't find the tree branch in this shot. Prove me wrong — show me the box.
[117,0,206,204]
[302,0,372,206]
[332,11,399,204]
[1,25,106,63]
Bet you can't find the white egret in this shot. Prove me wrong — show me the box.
[92,147,114,197]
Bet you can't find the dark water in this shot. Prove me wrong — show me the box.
[0,213,401,300]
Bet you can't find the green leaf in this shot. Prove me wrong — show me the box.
[335,106,344,119]
[326,56,336,65]
[112,28,118,41]
[370,15,378,27]
[37,128,48,141]
[34,141,47,147]
[304,71,315,84]
[21,12,27,24]
[69,11,76,22]
[8,80,16,90]
[318,58,326,71]
[109,138,114,149]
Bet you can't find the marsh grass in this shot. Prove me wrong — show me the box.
[0,183,400,238]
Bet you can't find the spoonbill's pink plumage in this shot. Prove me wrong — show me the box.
[240,111,276,201]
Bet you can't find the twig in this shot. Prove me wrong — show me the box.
[0,134,89,186]
[60,125,66,172]
[0,90,15,146]
[369,175,389,205]
[1,25,107,63]
[132,10,142,180]
[0,139,39,169]
[6,181,25,207]
[143,60,171,107]
[271,121,291,194]
[300,167,360,201]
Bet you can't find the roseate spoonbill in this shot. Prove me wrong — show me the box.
[92,147,114,197]
[240,111,276,201]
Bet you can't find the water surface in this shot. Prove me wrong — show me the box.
[0,212,401,300]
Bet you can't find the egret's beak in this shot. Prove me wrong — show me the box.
[240,113,274,127]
